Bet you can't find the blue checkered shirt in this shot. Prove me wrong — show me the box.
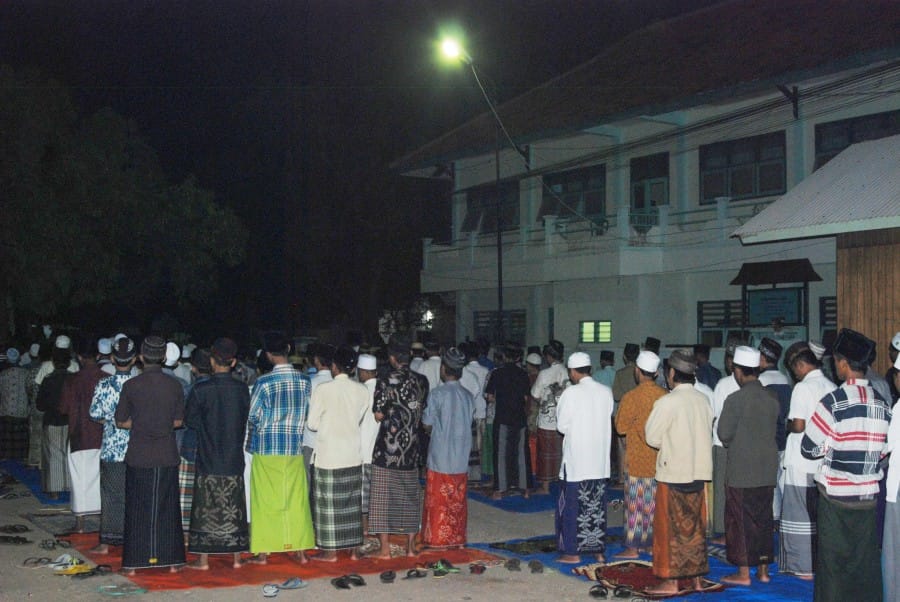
[246,364,310,456]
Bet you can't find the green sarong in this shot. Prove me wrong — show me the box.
[249,454,314,554]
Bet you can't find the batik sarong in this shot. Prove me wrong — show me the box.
[178,456,195,532]
[249,454,314,554]
[725,485,774,566]
[368,465,421,534]
[778,469,817,577]
[28,411,44,467]
[188,473,249,554]
[652,482,709,579]
[422,470,467,548]
[624,475,656,549]
[99,461,126,545]
[0,416,29,460]
[537,428,562,482]
[41,424,69,492]
[122,465,186,570]
[67,445,101,515]
[556,478,607,556]
[816,491,881,602]
[314,465,363,550]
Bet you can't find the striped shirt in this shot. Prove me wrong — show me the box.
[246,364,310,456]
[801,378,891,500]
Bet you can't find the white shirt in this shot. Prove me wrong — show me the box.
[460,360,488,419]
[359,378,379,464]
[887,409,900,503]
[759,368,790,386]
[34,359,79,384]
[712,374,739,447]
[302,368,333,449]
[306,374,369,469]
[415,356,442,391]
[531,362,568,430]
[409,356,424,372]
[556,375,613,481]
[694,381,715,413]
[784,368,836,475]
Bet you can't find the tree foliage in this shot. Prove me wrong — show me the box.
[0,65,247,335]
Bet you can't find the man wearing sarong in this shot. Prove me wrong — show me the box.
[306,345,369,561]
[484,343,531,499]
[36,339,74,499]
[780,342,835,581]
[245,332,314,564]
[716,346,779,586]
[555,351,613,564]
[59,337,105,531]
[801,328,890,602]
[88,337,136,553]
[115,336,186,574]
[357,354,380,540]
[421,347,475,549]
[0,348,30,461]
[710,339,741,542]
[369,336,429,559]
[184,338,250,570]
[459,342,488,481]
[532,340,567,495]
[644,348,712,595]
[612,343,639,486]
[614,350,666,558]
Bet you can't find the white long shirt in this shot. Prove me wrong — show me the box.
[359,377,380,464]
[556,375,614,482]
[784,368,836,475]
[460,360,488,419]
[302,368,333,450]
[415,356,442,391]
[712,374,739,447]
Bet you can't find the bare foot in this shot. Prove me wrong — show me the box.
[720,573,751,586]
[288,551,308,564]
[594,554,605,563]
[121,568,136,577]
[186,560,209,571]
[169,565,183,573]
[710,536,726,546]
[406,548,418,557]
[90,543,109,554]
[645,579,679,595]
[523,489,530,499]
[557,554,581,564]
[692,577,704,591]
[795,574,814,581]
[614,548,640,559]
[491,490,505,500]
[311,552,338,562]
[242,554,267,565]
[757,566,770,583]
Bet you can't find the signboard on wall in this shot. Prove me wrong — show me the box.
[747,287,803,326]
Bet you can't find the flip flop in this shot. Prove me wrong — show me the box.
[504,557,521,571]
[331,576,351,589]
[0,535,31,545]
[437,558,460,573]
[55,563,94,576]
[528,559,544,574]
[262,584,280,598]
[22,557,52,567]
[345,574,366,587]
[379,570,396,583]
[469,563,486,574]
[589,584,609,599]
[0,524,30,533]
[49,553,75,568]
[278,577,308,590]
[432,567,449,578]
[613,585,634,598]
[403,568,428,579]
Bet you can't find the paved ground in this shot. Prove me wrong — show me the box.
[0,481,598,602]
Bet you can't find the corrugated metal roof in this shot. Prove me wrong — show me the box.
[732,134,900,244]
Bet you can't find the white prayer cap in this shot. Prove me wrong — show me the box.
[113,332,127,342]
[97,338,112,355]
[357,354,377,371]
[181,343,197,359]
[567,351,591,369]
[19,353,32,367]
[55,335,71,349]
[808,340,825,361]
[165,342,181,367]
[5,348,19,364]
[892,332,900,352]
[636,350,660,373]
[733,345,760,368]
[29,343,40,357]
[526,353,542,366]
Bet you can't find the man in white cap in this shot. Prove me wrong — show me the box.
[532,340,567,495]
[801,328,890,602]
[174,343,196,384]
[97,338,113,374]
[34,334,79,386]
[644,348,712,595]
[614,350,666,559]
[779,341,836,581]
[555,351,614,564]
[356,353,380,542]
[710,339,743,543]
[421,347,475,549]
[717,346,780,586]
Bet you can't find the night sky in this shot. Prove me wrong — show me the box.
[1,0,719,340]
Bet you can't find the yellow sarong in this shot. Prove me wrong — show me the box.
[249,454,314,554]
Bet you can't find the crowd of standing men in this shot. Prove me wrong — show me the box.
[1,325,899,602]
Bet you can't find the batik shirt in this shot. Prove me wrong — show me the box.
[246,363,310,456]
[0,366,29,418]
[89,371,135,462]
[372,366,428,470]
[801,378,891,500]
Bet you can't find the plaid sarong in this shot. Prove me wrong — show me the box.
[99,461,126,545]
[0,416,29,460]
[178,457,196,532]
[368,465,421,534]
[314,465,363,550]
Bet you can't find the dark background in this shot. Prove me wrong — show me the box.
[0,0,719,341]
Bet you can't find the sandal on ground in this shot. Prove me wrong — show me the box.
[330,576,352,589]
[0,524,30,533]
[469,563,486,574]
[403,568,428,579]
[345,574,366,587]
[613,585,634,598]
[0,535,31,545]
[437,558,460,573]
[504,557,521,571]
[22,556,52,568]
[589,584,609,599]
[278,577,308,590]
[72,564,113,579]
[262,584,280,598]
[528,559,544,573]
[379,570,396,583]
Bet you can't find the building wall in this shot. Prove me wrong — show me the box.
[837,228,900,374]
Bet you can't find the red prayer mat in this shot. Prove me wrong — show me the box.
[62,532,499,591]
[573,559,726,599]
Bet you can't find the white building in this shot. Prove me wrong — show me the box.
[394,0,900,361]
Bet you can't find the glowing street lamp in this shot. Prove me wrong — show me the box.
[440,37,472,65]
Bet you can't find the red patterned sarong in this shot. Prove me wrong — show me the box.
[422,470,467,548]
[652,482,709,579]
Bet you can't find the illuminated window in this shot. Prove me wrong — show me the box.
[579,320,612,344]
